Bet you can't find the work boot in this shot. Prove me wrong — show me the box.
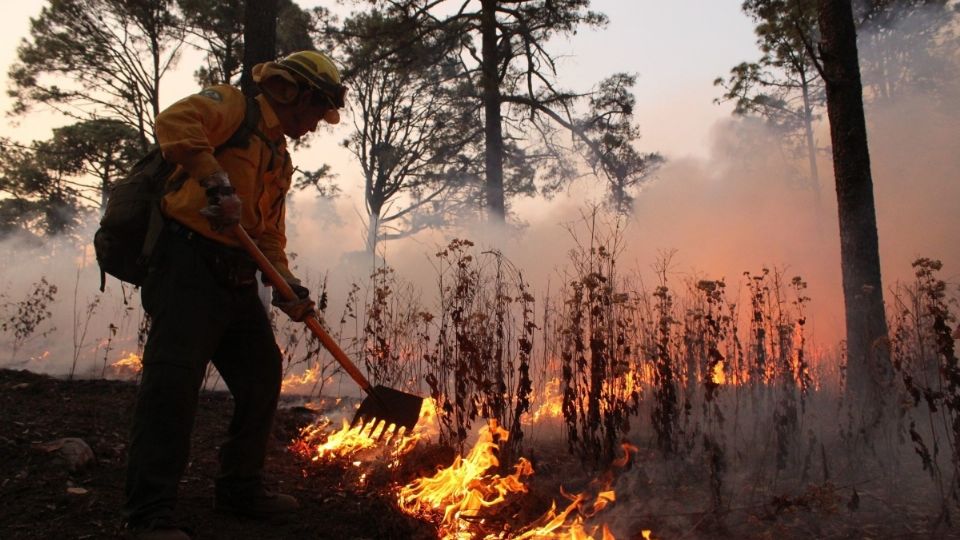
[125,517,192,540]
[214,487,299,521]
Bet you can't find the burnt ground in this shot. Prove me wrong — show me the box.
[1,367,957,540]
[0,368,436,540]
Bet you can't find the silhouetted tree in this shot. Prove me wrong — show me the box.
[817,0,891,423]
[336,10,480,252]
[240,0,278,96]
[42,120,142,210]
[8,0,185,149]
[364,0,658,223]
[718,0,958,200]
[0,139,85,237]
[0,121,140,236]
[179,0,245,86]
[854,0,959,102]
[716,0,824,203]
[574,74,664,215]
[180,0,320,88]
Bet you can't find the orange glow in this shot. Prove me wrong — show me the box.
[524,378,564,424]
[612,442,639,468]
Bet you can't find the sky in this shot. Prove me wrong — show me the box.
[548,1,761,159]
[1,1,958,374]
[0,1,761,157]
[0,0,764,243]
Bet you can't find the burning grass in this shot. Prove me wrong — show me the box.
[397,421,534,538]
[294,415,643,539]
[276,218,959,537]
[6,212,959,537]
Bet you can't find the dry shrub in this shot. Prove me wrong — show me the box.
[359,266,431,392]
[554,210,639,466]
[1,277,58,364]
[421,239,534,456]
[889,258,960,511]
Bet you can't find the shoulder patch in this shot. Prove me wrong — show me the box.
[198,88,223,102]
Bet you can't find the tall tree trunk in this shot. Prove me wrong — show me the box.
[241,0,279,97]
[367,211,380,254]
[101,178,109,213]
[223,0,242,84]
[799,76,821,207]
[480,0,506,222]
[817,0,891,423]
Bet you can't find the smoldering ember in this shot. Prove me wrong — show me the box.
[1,1,959,540]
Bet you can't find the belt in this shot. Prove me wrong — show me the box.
[166,220,240,253]
[166,221,258,287]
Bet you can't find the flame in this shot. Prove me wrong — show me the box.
[398,421,534,538]
[510,493,616,540]
[294,404,650,538]
[612,442,639,468]
[108,352,142,377]
[31,350,52,363]
[524,378,565,424]
[510,442,637,539]
[710,360,726,385]
[397,423,644,540]
[293,397,439,463]
[295,419,383,460]
[415,395,439,436]
[281,364,325,394]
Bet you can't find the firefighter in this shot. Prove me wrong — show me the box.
[123,51,346,540]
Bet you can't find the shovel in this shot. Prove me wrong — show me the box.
[232,225,424,436]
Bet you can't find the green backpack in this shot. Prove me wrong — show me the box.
[94,96,264,291]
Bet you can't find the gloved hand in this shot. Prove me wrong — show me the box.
[199,171,242,232]
[272,279,316,322]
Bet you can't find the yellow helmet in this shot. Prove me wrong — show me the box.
[277,50,346,108]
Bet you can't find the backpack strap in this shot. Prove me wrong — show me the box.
[214,96,282,170]
[139,202,166,265]
[216,96,264,153]
[136,96,266,287]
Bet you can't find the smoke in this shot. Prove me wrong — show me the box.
[5,87,955,378]
[0,224,140,376]
[289,81,959,352]
[2,8,958,383]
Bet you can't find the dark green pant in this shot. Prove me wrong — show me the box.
[123,230,282,526]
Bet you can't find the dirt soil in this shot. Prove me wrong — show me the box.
[0,368,437,540]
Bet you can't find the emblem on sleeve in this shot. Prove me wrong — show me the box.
[198,88,223,102]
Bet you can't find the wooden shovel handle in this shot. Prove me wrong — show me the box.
[231,224,373,393]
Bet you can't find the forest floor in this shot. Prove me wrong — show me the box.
[0,368,436,540]
[0,367,955,539]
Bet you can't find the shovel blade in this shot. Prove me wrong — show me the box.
[352,385,424,433]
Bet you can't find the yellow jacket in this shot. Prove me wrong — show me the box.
[156,85,296,281]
